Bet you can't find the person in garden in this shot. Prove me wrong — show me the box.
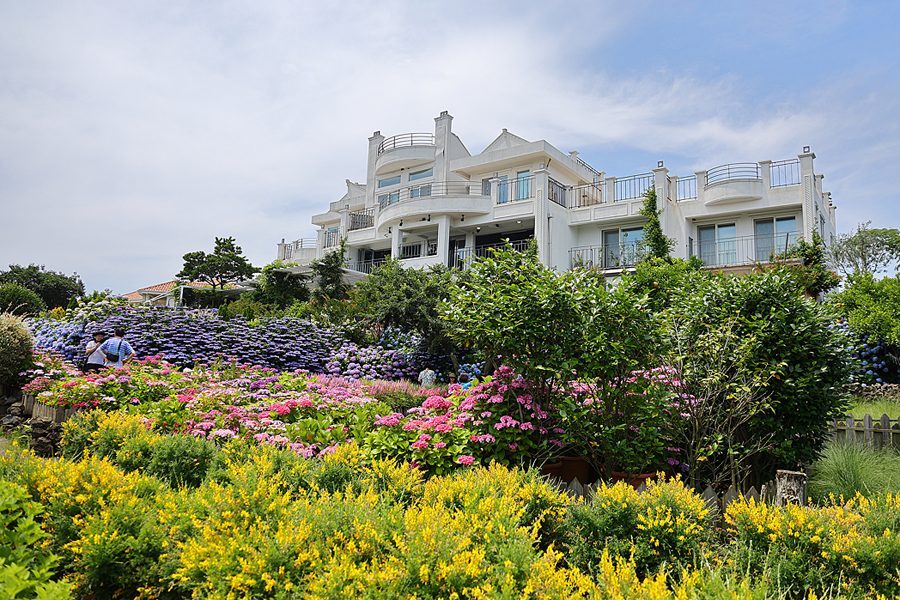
[101,327,135,368]
[458,372,472,389]
[83,331,107,372]
[418,363,436,388]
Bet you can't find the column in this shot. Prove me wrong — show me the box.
[534,165,550,267]
[436,215,450,268]
[799,149,816,241]
[759,160,772,189]
[694,170,707,204]
[605,176,617,203]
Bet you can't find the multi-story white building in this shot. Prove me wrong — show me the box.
[277,111,837,277]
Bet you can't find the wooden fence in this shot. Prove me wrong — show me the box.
[830,414,900,450]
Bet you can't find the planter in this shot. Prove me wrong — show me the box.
[32,400,76,423]
[609,471,658,490]
[539,460,563,480]
[558,456,594,485]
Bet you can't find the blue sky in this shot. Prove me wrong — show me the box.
[1,0,898,294]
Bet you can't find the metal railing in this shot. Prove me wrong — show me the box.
[349,259,388,275]
[400,243,423,259]
[569,241,646,269]
[496,175,535,204]
[349,208,375,231]
[675,176,698,201]
[770,159,801,188]
[689,231,801,267]
[378,181,488,209]
[616,173,653,201]
[324,228,344,248]
[576,157,602,180]
[568,182,603,208]
[377,133,435,155]
[451,239,532,269]
[548,177,567,207]
[706,163,761,186]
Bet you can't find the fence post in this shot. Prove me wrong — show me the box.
[775,470,807,507]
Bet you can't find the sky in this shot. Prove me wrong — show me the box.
[1,0,899,294]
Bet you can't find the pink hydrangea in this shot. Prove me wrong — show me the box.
[458,455,475,465]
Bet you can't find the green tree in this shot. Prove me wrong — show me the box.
[0,264,84,309]
[0,284,46,316]
[354,258,456,354]
[638,187,675,260]
[828,221,900,277]
[310,240,349,302]
[248,260,310,308]
[0,311,34,385]
[830,271,900,346]
[622,256,705,313]
[768,232,841,297]
[176,237,258,292]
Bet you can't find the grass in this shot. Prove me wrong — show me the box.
[809,440,900,503]
[844,394,900,419]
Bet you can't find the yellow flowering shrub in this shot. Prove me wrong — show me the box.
[725,495,900,598]
[563,476,711,579]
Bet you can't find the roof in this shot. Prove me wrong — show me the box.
[128,280,240,296]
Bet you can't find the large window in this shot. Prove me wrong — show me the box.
[482,178,491,196]
[378,175,401,188]
[515,170,530,200]
[497,175,508,204]
[602,227,644,267]
[409,167,433,181]
[378,191,400,208]
[755,217,796,261]
[697,223,736,266]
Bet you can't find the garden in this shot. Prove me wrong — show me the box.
[3,238,900,599]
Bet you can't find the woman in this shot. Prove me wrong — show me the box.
[84,331,107,372]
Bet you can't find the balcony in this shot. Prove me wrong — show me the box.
[688,232,801,267]
[375,133,435,175]
[377,181,491,222]
[569,241,646,270]
[451,239,532,270]
[349,208,375,231]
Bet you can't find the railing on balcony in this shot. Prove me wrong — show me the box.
[282,237,318,261]
[378,181,488,209]
[349,208,375,231]
[770,159,801,188]
[324,228,344,248]
[688,231,801,267]
[675,176,698,201]
[576,157,602,181]
[616,173,653,201]
[451,239,532,269]
[548,177,567,207]
[568,182,603,208]
[497,175,535,204]
[569,242,646,270]
[377,133,435,155]
[706,163,761,186]
[349,259,388,275]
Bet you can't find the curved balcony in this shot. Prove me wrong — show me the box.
[375,133,435,175]
[703,162,763,205]
[377,181,491,225]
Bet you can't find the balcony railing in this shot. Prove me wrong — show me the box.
[568,182,604,208]
[349,208,375,231]
[496,175,535,204]
[616,173,653,201]
[706,163,761,186]
[349,259,388,275]
[569,241,646,269]
[576,157,602,180]
[688,231,801,267]
[377,133,435,155]
[324,228,344,248]
[378,181,488,209]
[451,239,532,269]
[675,176,698,201]
[548,177,567,207]
[770,159,801,188]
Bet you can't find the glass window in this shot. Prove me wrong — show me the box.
[603,230,620,267]
[516,170,530,200]
[482,178,491,196]
[498,175,508,204]
[410,184,432,199]
[378,191,400,208]
[756,217,796,260]
[409,167,433,181]
[698,224,735,265]
[378,175,401,188]
[622,227,644,265]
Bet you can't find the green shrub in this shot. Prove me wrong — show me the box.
[0,480,73,599]
[830,271,900,346]
[0,312,34,386]
[0,284,46,316]
[146,434,216,488]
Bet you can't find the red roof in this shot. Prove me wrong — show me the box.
[127,280,239,296]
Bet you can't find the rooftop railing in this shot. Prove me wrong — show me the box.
[675,175,698,201]
[770,159,801,188]
[688,231,800,267]
[377,133,435,155]
[568,182,603,208]
[616,173,654,201]
[576,156,602,180]
[548,177,567,207]
[705,163,761,186]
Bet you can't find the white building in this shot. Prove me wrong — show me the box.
[277,111,837,277]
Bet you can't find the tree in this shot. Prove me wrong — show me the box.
[354,258,455,354]
[768,232,841,297]
[828,221,900,277]
[637,187,675,260]
[830,271,900,346]
[310,240,349,302]
[0,284,46,316]
[0,264,84,309]
[176,237,258,292]
[248,260,310,308]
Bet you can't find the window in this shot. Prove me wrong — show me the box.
[697,223,736,266]
[755,217,796,261]
[409,167,433,181]
[482,178,491,196]
[515,170,530,200]
[378,175,401,188]
[378,191,400,208]
[497,175,508,204]
[602,227,644,267]
[409,184,432,199]
[325,227,340,248]
[283,245,292,260]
